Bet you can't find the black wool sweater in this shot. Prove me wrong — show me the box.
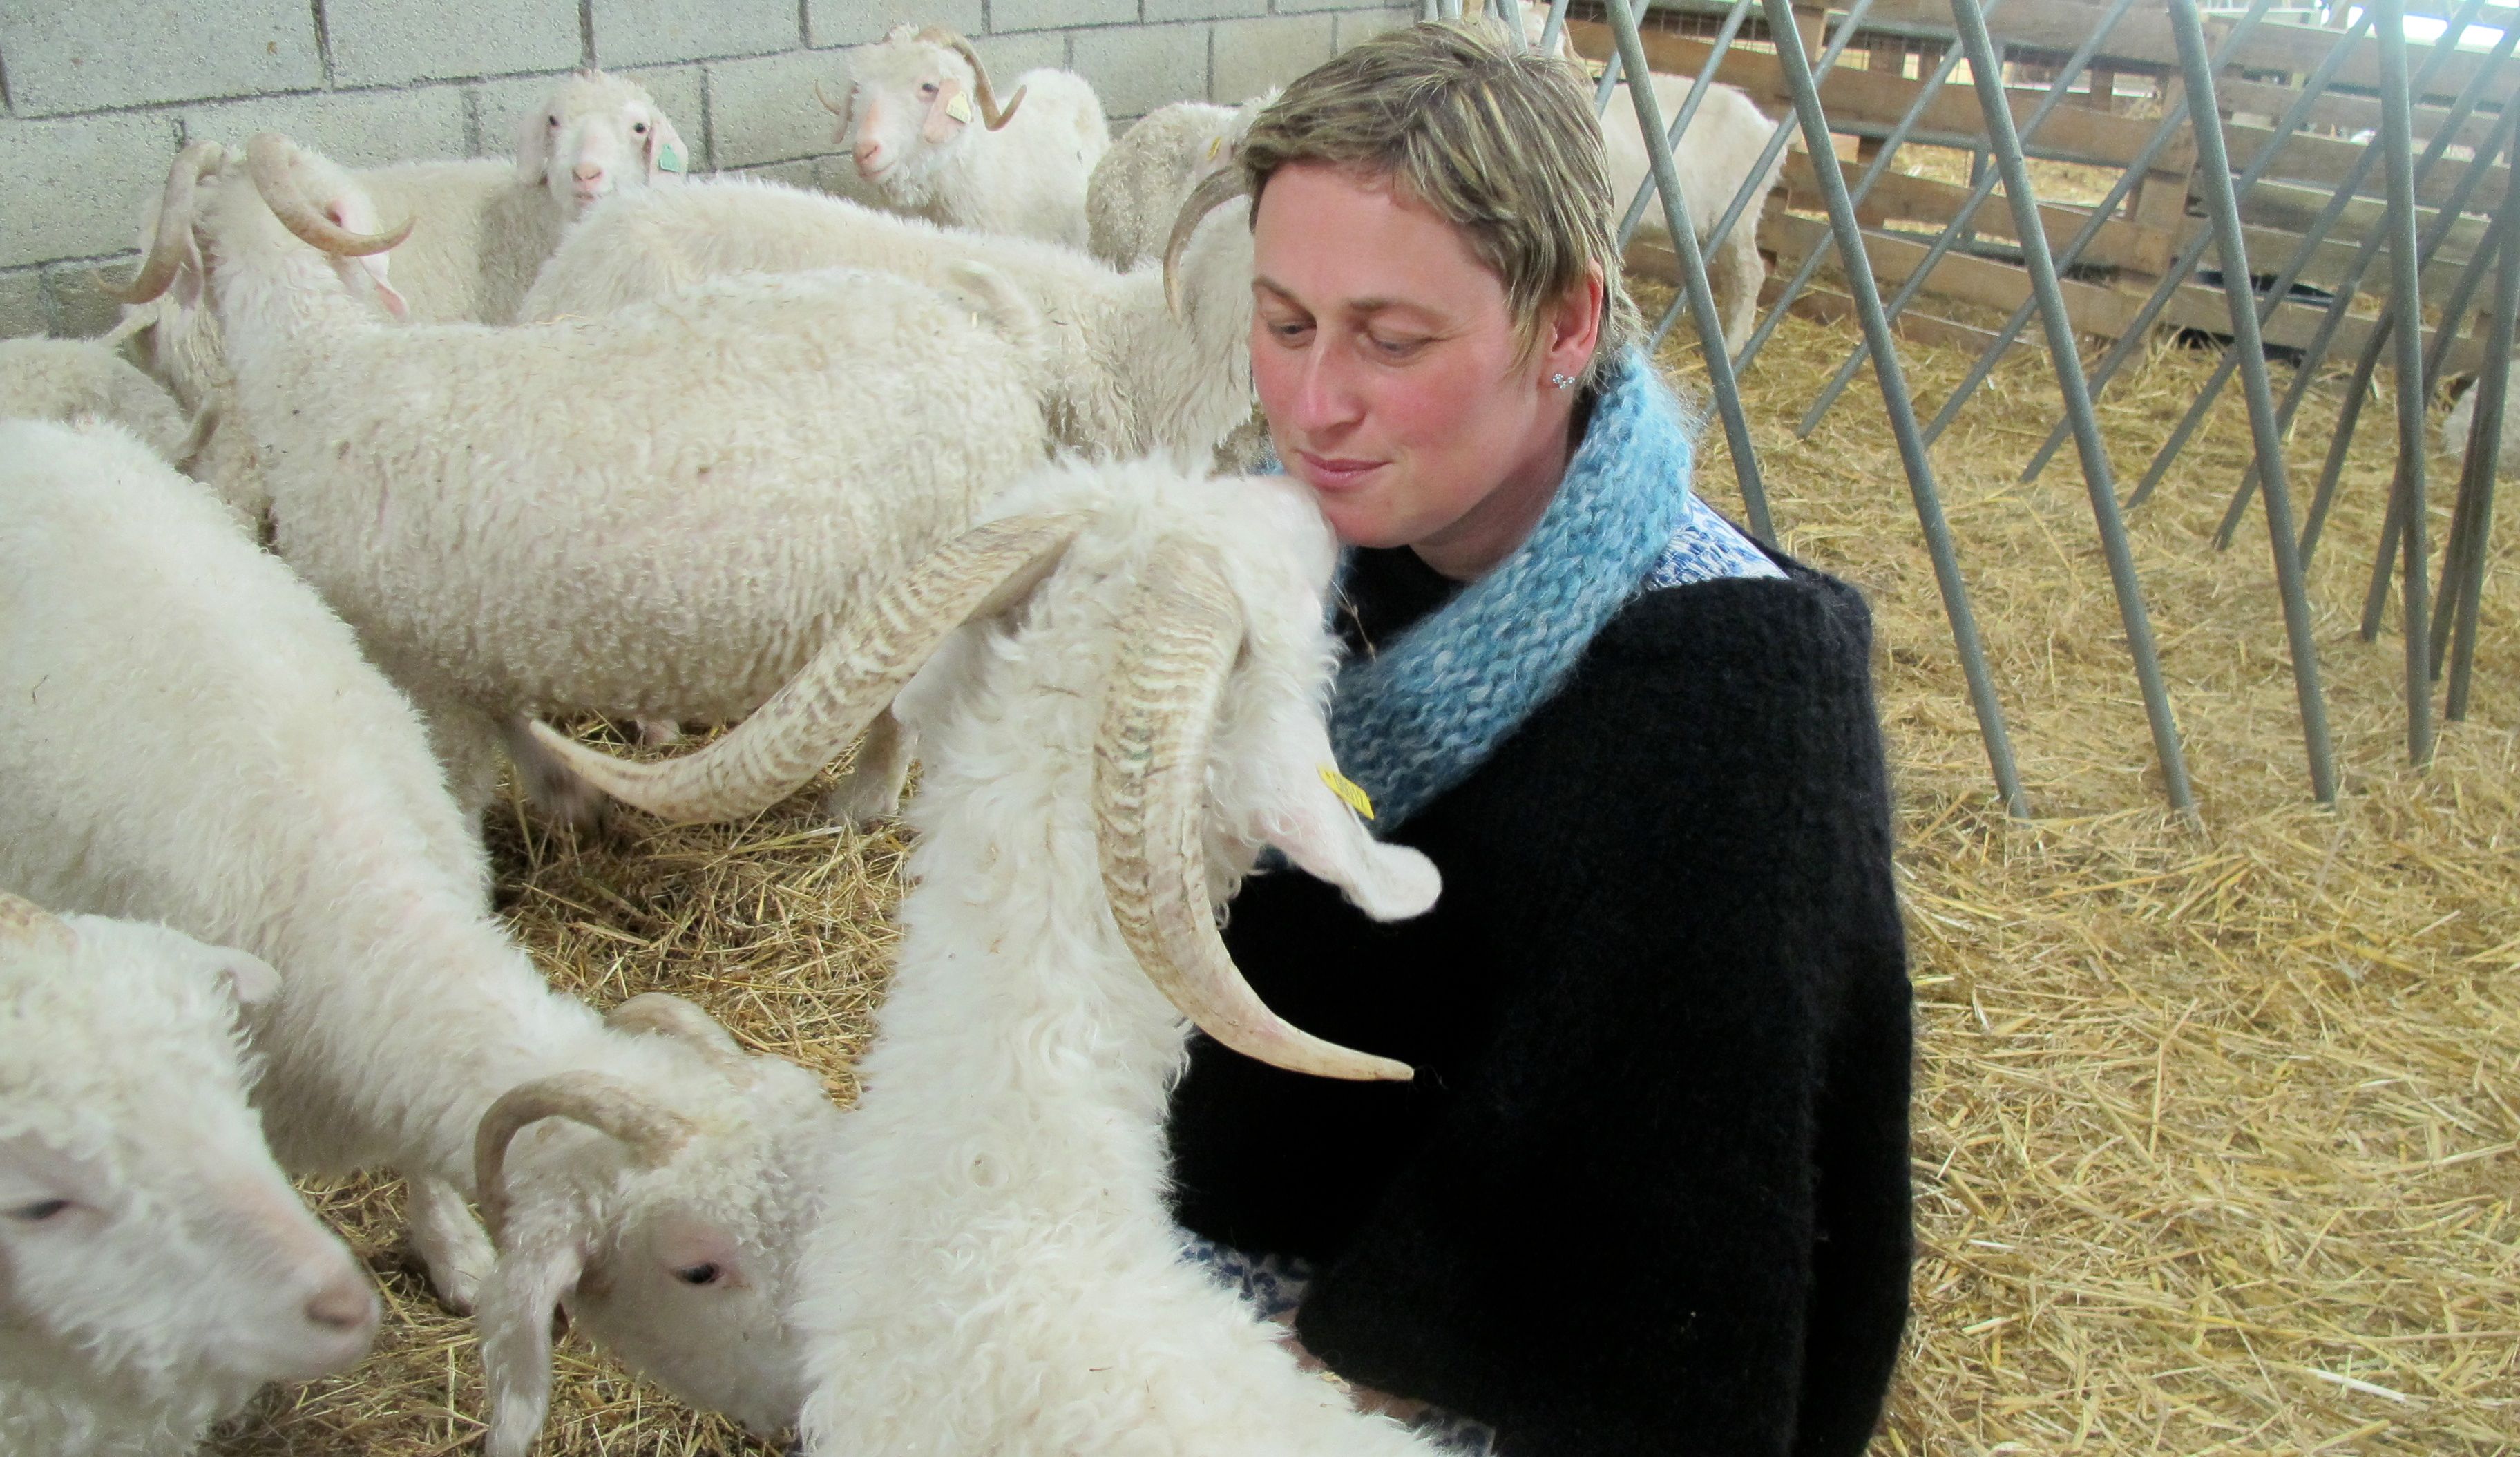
[1165,543,1913,1457]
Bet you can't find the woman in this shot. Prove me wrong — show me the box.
[1165,21,1913,1457]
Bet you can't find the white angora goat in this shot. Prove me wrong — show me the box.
[537,461,1456,1454]
[0,889,377,1457]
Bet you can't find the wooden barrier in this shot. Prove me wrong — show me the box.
[1569,3,2510,374]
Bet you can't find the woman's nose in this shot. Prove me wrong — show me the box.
[1288,341,1362,435]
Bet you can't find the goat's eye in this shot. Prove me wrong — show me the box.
[8,1199,71,1223]
[633,121,649,134]
[547,115,560,127]
[674,1262,722,1286]
[921,82,939,97]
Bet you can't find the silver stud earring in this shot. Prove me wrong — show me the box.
[1549,372,1576,390]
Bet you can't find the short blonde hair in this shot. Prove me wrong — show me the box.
[1240,19,1638,390]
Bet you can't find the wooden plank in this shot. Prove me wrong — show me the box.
[2225,120,2511,212]
[1852,0,2503,102]
[1564,19,2186,171]
[2212,77,2503,151]
[1763,280,2044,362]
[1779,152,2172,273]
[2184,216,2483,302]
[1753,209,2487,371]
[2242,175,2498,257]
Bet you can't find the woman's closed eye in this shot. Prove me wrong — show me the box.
[1363,330,1430,361]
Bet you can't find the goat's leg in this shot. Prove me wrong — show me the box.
[821,708,914,826]
[497,714,609,830]
[405,1175,497,1313]
[1706,208,1766,358]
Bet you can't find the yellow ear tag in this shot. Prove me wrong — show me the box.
[1205,135,1223,161]
[946,91,974,123]
[1319,766,1375,820]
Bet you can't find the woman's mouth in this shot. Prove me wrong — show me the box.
[1297,451,1385,491]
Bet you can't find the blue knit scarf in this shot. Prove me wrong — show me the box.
[1326,348,1768,828]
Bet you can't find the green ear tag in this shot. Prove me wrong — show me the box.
[658,142,685,173]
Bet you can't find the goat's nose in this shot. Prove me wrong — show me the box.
[855,140,881,166]
[305,1276,379,1333]
[573,162,604,182]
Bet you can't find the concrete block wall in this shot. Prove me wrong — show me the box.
[0,0,1418,339]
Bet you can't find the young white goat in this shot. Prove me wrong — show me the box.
[0,336,196,466]
[522,169,1255,464]
[128,134,1047,830]
[2442,365,2517,473]
[0,417,847,1457]
[111,70,691,524]
[822,24,1109,249]
[536,461,1454,1454]
[1085,99,1238,269]
[1511,1,1784,353]
[0,889,377,1457]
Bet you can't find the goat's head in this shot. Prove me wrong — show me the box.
[515,69,691,219]
[108,134,411,359]
[526,461,1440,1083]
[471,993,841,1457]
[0,894,378,1414]
[830,25,1025,189]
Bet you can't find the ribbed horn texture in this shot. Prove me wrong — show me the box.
[920,28,1026,128]
[1162,166,1247,318]
[1094,542,1414,1083]
[530,511,1089,824]
[606,992,754,1081]
[472,1072,694,1243]
[0,890,75,955]
[243,133,414,256]
[103,141,224,304]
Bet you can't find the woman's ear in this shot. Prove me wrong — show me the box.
[1542,263,1607,381]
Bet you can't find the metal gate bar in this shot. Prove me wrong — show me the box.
[1732,1,1991,374]
[1949,0,2195,815]
[1903,0,2287,450]
[2108,8,2383,508]
[1643,0,1888,356]
[1600,0,1780,538]
[2376,0,2436,763]
[1754,0,2032,815]
[1800,0,2150,439]
[2170,0,2340,803]
[2438,187,2516,719]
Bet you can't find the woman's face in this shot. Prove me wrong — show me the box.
[1248,161,1601,578]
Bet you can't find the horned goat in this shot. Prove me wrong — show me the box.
[0,888,377,1457]
[0,336,195,466]
[822,24,1109,249]
[1086,99,1239,269]
[111,70,691,524]
[523,169,1257,463]
[535,460,1457,1454]
[0,415,848,1457]
[128,133,1047,831]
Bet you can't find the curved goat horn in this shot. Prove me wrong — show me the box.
[918,27,1027,129]
[814,79,853,118]
[1093,542,1413,1083]
[0,890,76,956]
[103,141,225,305]
[244,133,413,256]
[531,511,1089,823]
[1163,165,1248,319]
[606,993,753,1080]
[472,1072,694,1243]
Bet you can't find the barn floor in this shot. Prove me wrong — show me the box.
[208,306,2518,1455]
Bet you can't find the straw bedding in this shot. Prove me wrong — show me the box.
[204,297,2514,1452]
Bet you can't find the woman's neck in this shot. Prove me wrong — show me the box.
[1409,388,1581,582]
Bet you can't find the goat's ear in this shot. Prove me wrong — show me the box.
[922,77,971,144]
[478,1224,584,1457]
[204,949,283,1009]
[644,111,691,179]
[1248,717,1441,924]
[514,103,553,186]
